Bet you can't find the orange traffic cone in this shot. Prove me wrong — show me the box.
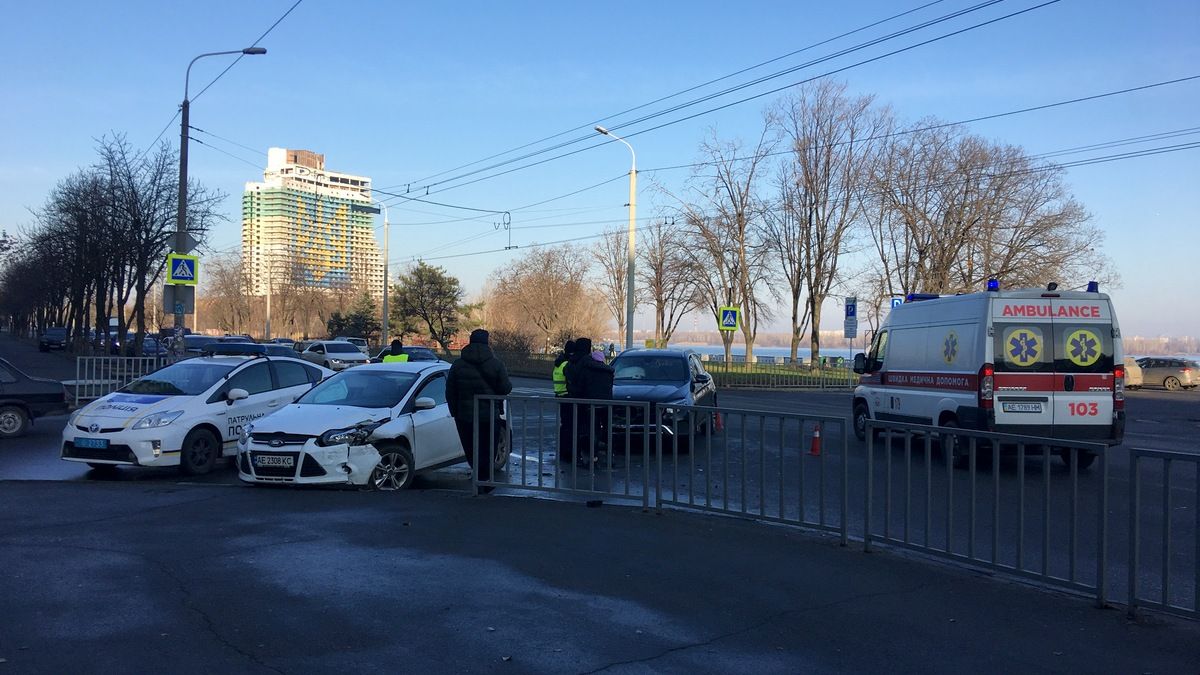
[714,411,724,433]
[810,423,822,456]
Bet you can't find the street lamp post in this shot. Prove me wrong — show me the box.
[595,126,636,351]
[176,47,266,339]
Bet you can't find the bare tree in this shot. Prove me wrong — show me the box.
[591,228,632,339]
[867,121,1112,296]
[637,219,700,346]
[677,128,776,362]
[490,245,603,351]
[770,80,885,364]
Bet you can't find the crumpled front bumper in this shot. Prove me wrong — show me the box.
[238,439,381,485]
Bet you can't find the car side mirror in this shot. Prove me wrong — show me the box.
[852,353,867,374]
[694,373,711,385]
[414,397,437,411]
[226,388,249,404]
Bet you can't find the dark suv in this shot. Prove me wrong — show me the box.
[609,349,718,447]
[38,327,68,352]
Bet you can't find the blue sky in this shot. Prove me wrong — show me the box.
[1,0,1197,337]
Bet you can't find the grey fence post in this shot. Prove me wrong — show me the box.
[864,423,874,552]
[1127,452,1141,618]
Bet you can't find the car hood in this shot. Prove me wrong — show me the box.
[249,403,390,435]
[76,393,179,422]
[612,382,689,403]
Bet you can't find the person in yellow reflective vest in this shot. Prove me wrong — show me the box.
[382,339,409,363]
[552,340,575,397]
[554,340,576,461]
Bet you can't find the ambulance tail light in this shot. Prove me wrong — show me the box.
[979,363,994,410]
[1113,363,1125,412]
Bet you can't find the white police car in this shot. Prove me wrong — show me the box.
[62,356,331,474]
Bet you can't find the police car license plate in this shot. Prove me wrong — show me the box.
[254,455,294,468]
[1001,402,1043,413]
[74,437,109,449]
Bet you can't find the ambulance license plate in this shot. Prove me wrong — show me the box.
[1002,402,1042,413]
[254,455,294,468]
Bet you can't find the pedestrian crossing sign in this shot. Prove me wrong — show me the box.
[718,306,740,332]
[166,253,198,286]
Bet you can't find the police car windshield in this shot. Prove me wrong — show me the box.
[121,361,236,396]
[326,342,361,354]
[297,370,419,409]
[612,356,688,382]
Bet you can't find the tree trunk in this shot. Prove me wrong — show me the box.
[809,297,823,364]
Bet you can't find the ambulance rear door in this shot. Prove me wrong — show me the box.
[992,298,1055,434]
[1048,297,1115,440]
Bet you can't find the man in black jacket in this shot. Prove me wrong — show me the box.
[446,329,513,489]
[564,337,614,465]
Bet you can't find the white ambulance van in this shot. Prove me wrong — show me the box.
[851,282,1125,468]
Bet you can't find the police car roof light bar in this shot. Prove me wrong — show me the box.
[986,279,1000,292]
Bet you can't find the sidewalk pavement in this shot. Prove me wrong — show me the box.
[1,481,1196,674]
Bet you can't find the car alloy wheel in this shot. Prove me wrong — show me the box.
[371,448,413,491]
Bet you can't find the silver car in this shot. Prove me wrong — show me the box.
[301,340,370,371]
[1135,357,1198,391]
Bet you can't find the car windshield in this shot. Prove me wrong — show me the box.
[612,356,688,382]
[121,361,235,396]
[296,369,419,409]
[45,328,66,337]
[327,342,360,354]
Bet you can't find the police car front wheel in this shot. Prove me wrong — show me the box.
[180,428,220,476]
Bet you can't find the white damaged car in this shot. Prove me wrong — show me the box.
[236,362,510,490]
[63,356,331,474]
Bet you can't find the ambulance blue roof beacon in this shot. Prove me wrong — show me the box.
[852,281,1124,470]
[62,356,332,475]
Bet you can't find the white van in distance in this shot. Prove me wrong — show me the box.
[852,281,1125,468]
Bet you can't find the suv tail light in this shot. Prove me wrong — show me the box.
[979,363,994,409]
[1113,364,1126,412]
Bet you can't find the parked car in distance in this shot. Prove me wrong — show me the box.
[182,335,220,356]
[371,346,442,363]
[1135,357,1197,390]
[268,337,295,346]
[301,340,370,370]
[110,332,165,356]
[219,335,254,343]
[1123,356,1143,390]
[609,349,718,449]
[38,327,69,352]
[202,343,296,357]
[0,357,69,438]
[293,340,314,354]
[335,336,370,355]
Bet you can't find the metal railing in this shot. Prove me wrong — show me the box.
[706,362,857,390]
[471,395,653,510]
[1128,448,1200,619]
[464,392,1196,622]
[863,420,1110,604]
[69,356,170,405]
[654,404,850,544]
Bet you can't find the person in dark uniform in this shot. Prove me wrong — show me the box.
[446,329,512,491]
[564,337,614,465]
